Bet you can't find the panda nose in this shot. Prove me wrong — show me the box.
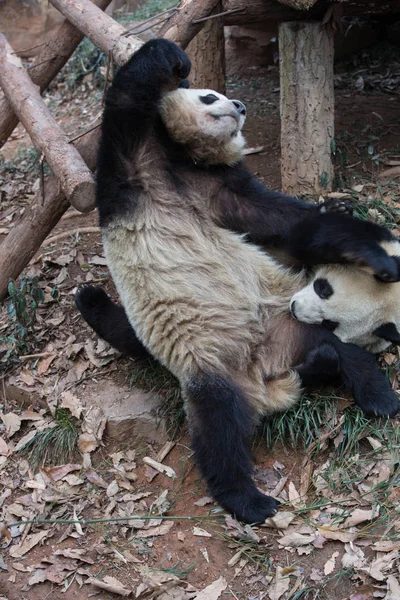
[290,301,298,319]
[232,100,246,115]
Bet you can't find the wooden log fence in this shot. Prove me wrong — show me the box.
[0,0,220,300]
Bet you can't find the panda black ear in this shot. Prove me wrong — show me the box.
[179,79,190,89]
[373,322,400,345]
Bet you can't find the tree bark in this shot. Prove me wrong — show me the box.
[0,0,112,149]
[185,1,225,93]
[221,0,400,25]
[49,0,142,65]
[0,0,216,300]
[160,0,220,50]
[0,34,96,211]
[279,21,334,195]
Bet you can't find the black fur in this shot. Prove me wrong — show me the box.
[373,322,400,345]
[75,286,149,360]
[186,373,279,524]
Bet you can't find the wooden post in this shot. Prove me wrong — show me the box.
[185,1,226,93]
[0,0,220,300]
[0,34,95,212]
[49,0,142,64]
[0,0,112,149]
[279,21,334,195]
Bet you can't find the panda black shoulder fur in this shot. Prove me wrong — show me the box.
[76,40,400,524]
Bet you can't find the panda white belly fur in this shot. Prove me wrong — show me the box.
[103,177,306,414]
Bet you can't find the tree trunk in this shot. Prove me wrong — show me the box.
[49,0,142,65]
[185,2,225,93]
[279,21,334,195]
[0,0,217,300]
[160,0,220,49]
[0,34,96,211]
[0,0,112,149]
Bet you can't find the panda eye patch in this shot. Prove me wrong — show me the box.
[199,94,218,105]
[313,278,333,299]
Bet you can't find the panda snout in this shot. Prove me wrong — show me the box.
[232,100,246,115]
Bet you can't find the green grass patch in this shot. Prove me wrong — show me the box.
[19,408,79,468]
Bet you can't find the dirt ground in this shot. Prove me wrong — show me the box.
[1,28,400,600]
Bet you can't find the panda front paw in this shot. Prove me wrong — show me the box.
[129,39,191,89]
[319,198,353,216]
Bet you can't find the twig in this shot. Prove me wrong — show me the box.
[125,15,173,36]
[6,514,223,528]
[192,7,245,24]
[243,146,265,156]
[39,153,45,206]
[68,122,101,144]
[122,7,178,36]
[1,377,7,413]
[12,41,48,55]
[19,351,55,361]
[27,57,55,71]
[44,227,99,246]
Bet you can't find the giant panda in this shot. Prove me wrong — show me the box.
[75,39,400,524]
[290,239,400,353]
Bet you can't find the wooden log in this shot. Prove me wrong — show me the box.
[185,1,226,93]
[49,0,142,65]
[0,34,96,212]
[0,0,217,300]
[221,0,400,25]
[160,0,220,49]
[0,128,99,302]
[279,21,334,195]
[0,0,112,149]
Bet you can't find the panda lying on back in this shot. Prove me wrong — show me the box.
[76,39,400,524]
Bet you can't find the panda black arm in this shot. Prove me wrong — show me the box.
[214,164,400,282]
[96,40,191,225]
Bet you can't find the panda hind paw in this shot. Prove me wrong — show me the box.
[319,198,353,216]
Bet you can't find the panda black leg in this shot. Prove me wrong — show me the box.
[333,340,400,417]
[185,373,279,524]
[75,285,150,360]
[296,343,341,389]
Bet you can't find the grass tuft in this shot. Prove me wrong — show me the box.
[19,408,79,468]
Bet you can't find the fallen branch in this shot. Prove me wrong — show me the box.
[0,34,95,212]
[378,166,400,179]
[0,0,112,148]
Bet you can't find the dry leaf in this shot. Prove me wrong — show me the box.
[86,469,108,488]
[194,576,227,600]
[19,369,35,386]
[349,585,376,600]
[0,438,8,456]
[288,481,301,506]
[78,432,98,453]
[385,575,400,600]
[88,575,131,596]
[136,521,174,538]
[324,551,339,575]
[106,480,119,498]
[193,527,211,538]
[1,413,21,437]
[278,532,316,548]
[37,354,57,376]
[14,429,37,452]
[342,507,379,528]
[41,463,81,482]
[9,530,48,558]
[263,511,295,530]
[194,496,214,507]
[268,566,291,600]
[317,527,358,543]
[177,531,185,542]
[28,569,47,586]
[60,391,83,419]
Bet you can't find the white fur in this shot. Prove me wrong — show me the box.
[290,240,400,352]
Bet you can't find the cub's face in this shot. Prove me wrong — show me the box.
[290,265,400,352]
[160,88,246,165]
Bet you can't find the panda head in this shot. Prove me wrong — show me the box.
[290,241,400,353]
[160,88,246,166]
